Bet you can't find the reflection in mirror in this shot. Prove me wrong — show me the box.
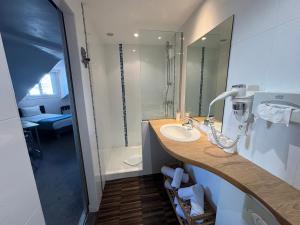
[185,16,234,125]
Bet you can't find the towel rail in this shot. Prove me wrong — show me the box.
[252,92,300,124]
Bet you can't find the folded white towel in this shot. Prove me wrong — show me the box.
[178,184,204,201]
[164,180,172,190]
[190,198,204,224]
[256,103,295,126]
[192,184,204,207]
[176,205,186,219]
[190,197,204,216]
[171,168,184,188]
[190,186,204,224]
[161,166,189,183]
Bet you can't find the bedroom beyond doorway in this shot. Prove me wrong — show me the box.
[0,0,88,224]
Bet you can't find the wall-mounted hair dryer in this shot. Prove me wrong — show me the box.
[205,84,255,153]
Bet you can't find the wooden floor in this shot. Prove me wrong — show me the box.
[96,174,179,225]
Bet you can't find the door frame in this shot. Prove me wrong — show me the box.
[51,0,102,216]
[49,1,90,223]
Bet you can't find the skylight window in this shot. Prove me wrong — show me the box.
[28,73,56,96]
[29,84,41,96]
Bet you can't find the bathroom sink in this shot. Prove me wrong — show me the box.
[160,124,200,142]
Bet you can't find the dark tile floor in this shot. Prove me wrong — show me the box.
[96,174,179,225]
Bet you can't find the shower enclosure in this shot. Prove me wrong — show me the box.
[101,30,182,180]
[139,30,182,120]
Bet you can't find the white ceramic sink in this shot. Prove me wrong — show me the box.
[160,124,200,142]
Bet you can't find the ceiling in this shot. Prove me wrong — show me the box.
[0,0,63,57]
[0,0,202,49]
[85,0,203,44]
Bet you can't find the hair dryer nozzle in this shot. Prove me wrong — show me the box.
[209,89,239,107]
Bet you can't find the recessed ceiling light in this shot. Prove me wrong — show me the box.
[201,37,207,41]
[158,36,162,40]
[134,33,139,38]
[106,32,114,37]
[132,49,136,53]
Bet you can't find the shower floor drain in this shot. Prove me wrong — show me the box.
[123,154,142,167]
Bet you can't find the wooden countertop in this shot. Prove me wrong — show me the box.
[149,118,300,225]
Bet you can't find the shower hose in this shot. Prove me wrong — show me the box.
[206,119,241,149]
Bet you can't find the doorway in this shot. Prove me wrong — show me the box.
[0,0,88,224]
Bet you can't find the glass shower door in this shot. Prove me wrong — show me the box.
[139,30,182,120]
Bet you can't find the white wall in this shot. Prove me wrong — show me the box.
[0,34,45,225]
[181,0,300,223]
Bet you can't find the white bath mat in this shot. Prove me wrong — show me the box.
[123,154,142,167]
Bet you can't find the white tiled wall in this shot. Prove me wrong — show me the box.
[91,43,142,176]
[0,35,45,225]
[98,44,165,149]
[123,45,142,146]
[181,0,300,223]
[91,42,178,177]
[140,45,166,119]
[104,44,125,148]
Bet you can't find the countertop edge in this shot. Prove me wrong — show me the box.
[149,119,300,225]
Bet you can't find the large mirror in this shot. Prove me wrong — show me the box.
[185,16,234,124]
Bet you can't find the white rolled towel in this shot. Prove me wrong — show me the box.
[176,205,186,219]
[161,166,189,183]
[174,197,179,205]
[164,179,172,190]
[171,168,184,188]
[178,186,194,200]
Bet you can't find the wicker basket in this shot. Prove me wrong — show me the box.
[163,164,216,225]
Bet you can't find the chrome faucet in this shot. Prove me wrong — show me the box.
[182,117,194,130]
[182,117,201,130]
